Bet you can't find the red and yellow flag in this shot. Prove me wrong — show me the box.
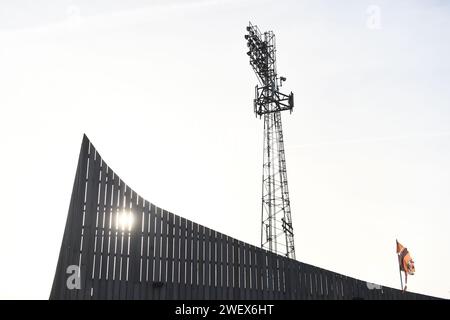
[396,240,415,275]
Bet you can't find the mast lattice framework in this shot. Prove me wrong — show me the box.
[245,22,296,259]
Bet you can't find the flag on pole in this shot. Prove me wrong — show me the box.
[396,240,415,275]
[396,239,415,292]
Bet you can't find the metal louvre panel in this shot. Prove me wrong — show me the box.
[50,135,437,300]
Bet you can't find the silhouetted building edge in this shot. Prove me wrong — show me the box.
[50,135,438,300]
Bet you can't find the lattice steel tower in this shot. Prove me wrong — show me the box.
[245,22,296,259]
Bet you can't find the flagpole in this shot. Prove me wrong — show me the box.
[398,264,404,291]
[396,239,404,291]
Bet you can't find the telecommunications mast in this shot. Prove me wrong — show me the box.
[245,22,296,259]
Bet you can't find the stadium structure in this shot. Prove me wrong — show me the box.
[50,135,435,300]
[50,23,437,300]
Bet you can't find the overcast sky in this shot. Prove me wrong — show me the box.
[0,0,449,299]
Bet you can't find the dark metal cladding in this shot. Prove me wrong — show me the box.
[50,135,437,300]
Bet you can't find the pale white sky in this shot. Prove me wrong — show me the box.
[0,0,449,299]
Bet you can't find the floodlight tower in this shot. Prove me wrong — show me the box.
[245,22,296,259]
